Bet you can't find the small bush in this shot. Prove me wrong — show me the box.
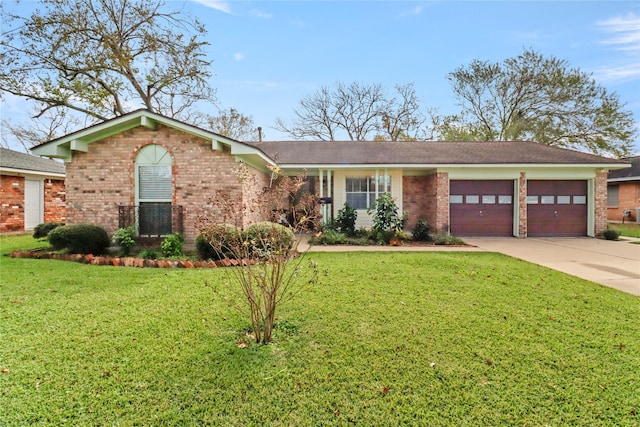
[314,230,348,245]
[242,221,295,259]
[139,250,159,260]
[432,234,465,246]
[602,229,621,241]
[47,223,110,254]
[112,226,137,256]
[161,233,185,258]
[33,222,64,239]
[412,219,432,242]
[197,224,242,260]
[336,203,357,236]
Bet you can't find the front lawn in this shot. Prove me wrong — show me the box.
[1,234,638,426]
[609,223,640,238]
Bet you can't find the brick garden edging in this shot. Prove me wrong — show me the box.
[10,250,255,269]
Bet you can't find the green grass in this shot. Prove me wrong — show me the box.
[609,223,640,238]
[1,234,639,426]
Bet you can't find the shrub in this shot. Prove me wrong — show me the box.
[602,229,620,241]
[314,230,347,245]
[161,233,185,258]
[336,203,357,236]
[33,222,64,239]
[139,250,159,260]
[412,219,432,242]
[47,223,110,254]
[432,234,465,246]
[112,226,137,256]
[242,221,296,259]
[197,224,242,260]
[367,193,406,243]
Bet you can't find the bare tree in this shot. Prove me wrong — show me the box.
[275,81,428,141]
[0,0,216,147]
[377,83,427,141]
[442,49,636,156]
[199,108,260,141]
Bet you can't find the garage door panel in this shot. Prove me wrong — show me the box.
[450,180,514,237]
[528,180,587,237]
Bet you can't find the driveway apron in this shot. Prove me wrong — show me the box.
[463,237,640,296]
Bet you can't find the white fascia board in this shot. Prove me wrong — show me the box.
[608,177,640,183]
[0,167,65,179]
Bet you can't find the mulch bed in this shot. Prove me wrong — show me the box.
[10,249,255,269]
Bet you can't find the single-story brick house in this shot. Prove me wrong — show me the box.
[607,156,640,223]
[31,110,629,242]
[1,147,66,233]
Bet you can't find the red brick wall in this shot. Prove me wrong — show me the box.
[44,179,66,224]
[607,181,640,222]
[402,172,449,235]
[402,175,437,231]
[65,125,269,243]
[518,173,527,237]
[594,171,609,235]
[0,175,25,232]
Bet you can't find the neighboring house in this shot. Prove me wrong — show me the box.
[31,110,629,243]
[1,147,66,233]
[607,156,640,223]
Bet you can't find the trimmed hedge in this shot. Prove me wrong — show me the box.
[243,221,295,258]
[33,222,64,239]
[197,224,242,260]
[47,223,110,255]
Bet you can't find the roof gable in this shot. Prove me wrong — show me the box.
[30,110,274,168]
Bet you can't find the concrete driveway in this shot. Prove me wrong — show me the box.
[464,237,640,296]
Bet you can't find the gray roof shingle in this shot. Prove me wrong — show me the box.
[248,140,627,166]
[0,147,66,175]
[608,156,640,180]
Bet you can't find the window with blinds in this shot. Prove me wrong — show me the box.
[139,165,172,201]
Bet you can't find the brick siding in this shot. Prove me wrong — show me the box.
[607,181,640,222]
[518,173,527,237]
[402,172,449,235]
[0,175,25,232]
[44,179,66,224]
[65,125,270,243]
[594,171,609,235]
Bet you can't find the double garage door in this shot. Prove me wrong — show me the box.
[450,180,587,237]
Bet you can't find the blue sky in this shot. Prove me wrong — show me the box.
[2,0,639,154]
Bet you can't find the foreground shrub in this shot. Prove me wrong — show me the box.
[412,219,432,241]
[602,229,620,241]
[197,224,242,260]
[112,226,137,256]
[368,193,406,244]
[33,222,64,239]
[336,203,357,236]
[242,222,295,259]
[161,233,184,258]
[47,223,110,254]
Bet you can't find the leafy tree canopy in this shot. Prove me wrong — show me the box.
[0,0,216,147]
[438,49,636,157]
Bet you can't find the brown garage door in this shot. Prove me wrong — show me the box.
[527,180,587,237]
[450,180,514,236]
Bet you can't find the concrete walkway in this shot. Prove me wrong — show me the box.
[464,237,640,296]
[299,235,640,296]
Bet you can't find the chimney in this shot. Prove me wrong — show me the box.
[257,127,262,142]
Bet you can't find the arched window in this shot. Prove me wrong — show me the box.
[135,144,172,236]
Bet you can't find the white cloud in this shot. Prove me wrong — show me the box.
[189,0,231,14]
[250,9,272,19]
[234,53,244,61]
[597,12,640,51]
[593,62,640,84]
